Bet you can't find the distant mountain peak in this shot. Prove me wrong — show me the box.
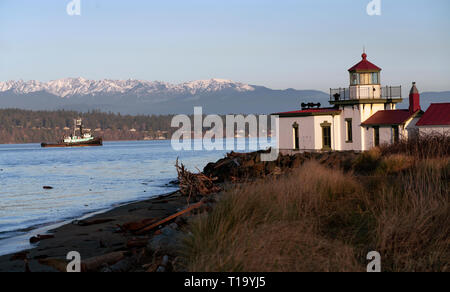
[0,78,255,98]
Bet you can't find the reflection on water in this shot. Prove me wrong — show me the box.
[0,139,269,256]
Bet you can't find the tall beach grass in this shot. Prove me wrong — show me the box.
[181,136,449,272]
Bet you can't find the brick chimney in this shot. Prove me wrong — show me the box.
[409,82,421,114]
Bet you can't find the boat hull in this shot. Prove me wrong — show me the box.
[41,137,103,148]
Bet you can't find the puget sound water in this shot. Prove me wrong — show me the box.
[0,139,268,256]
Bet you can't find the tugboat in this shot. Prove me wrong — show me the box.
[41,118,103,148]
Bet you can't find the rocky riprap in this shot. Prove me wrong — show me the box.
[203,150,360,183]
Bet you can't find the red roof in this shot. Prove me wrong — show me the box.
[275,108,341,117]
[348,53,382,72]
[276,108,339,115]
[416,103,450,126]
[361,110,416,126]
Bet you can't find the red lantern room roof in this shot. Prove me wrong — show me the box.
[348,53,382,72]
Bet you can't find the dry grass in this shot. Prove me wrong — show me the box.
[182,162,365,272]
[380,134,450,158]
[181,155,449,272]
[373,159,450,271]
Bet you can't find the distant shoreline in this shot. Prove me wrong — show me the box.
[0,139,170,146]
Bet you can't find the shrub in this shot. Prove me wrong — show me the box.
[352,148,382,174]
[375,154,414,175]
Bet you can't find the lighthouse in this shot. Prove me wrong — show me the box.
[275,51,419,153]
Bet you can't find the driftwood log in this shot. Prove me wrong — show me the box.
[82,251,126,272]
[135,201,204,235]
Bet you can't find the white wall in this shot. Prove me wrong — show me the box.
[278,115,341,151]
[314,115,340,151]
[364,126,391,148]
[339,106,362,151]
[360,104,386,151]
[364,127,373,150]
[419,126,450,136]
[337,103,385,151]
[278,116,315,150]
[380,127,393,145]
[404,116,420,140]
[350,85,381,99]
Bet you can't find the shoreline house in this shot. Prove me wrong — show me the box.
[275,52,449,152]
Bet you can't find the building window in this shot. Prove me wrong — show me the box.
[392,126,399,144]
[374,127,380,147]
[345,119,353,143]
[321,122,332,150]
[293,122,299,150]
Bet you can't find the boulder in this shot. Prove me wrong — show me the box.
[241,159,255,168]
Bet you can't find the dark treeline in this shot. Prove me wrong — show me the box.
[0,109,274,144]
[0,109,176,144]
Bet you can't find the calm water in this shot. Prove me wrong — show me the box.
[0,139,264,256]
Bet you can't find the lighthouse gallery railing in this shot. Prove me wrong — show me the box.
[330,86,402,101]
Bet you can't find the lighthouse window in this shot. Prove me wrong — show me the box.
[351,73,359,85]
[360,73,370,85]
[372,73,379,84]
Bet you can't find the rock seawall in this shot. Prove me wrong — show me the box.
[204,150,360,182]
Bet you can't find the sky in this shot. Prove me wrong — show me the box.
[0,0,449,92]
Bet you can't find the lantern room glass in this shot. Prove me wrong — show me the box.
[372,72,379,84]
[350,72,380,85]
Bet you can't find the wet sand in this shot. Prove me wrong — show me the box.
[0,190,190,272]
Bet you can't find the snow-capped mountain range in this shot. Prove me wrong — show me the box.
[0,77,330,114]
[1,78,446,114]
[0,78,255,98]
